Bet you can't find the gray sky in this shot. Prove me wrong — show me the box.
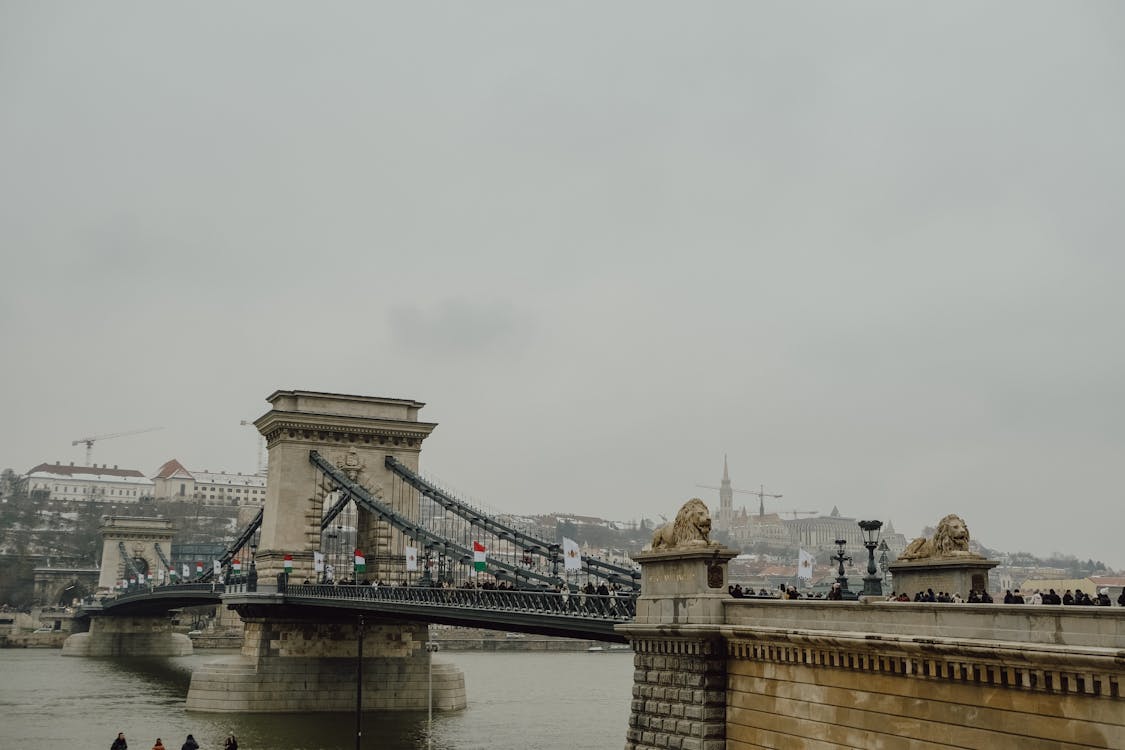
[3,3,1123,569]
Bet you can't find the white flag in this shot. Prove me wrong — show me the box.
[314,551,324,573]
[213,560,221,577]
[405,546,418,572]
[182,563,190,579]
[158,569,165,582]
[562,537,581,572]
[797,549,815,582]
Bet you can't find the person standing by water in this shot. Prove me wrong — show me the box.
[152,739,166,750]
[180,734,199,750]
[111,732,128,750]
[224,734,238,750]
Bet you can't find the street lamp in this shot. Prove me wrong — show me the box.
[858,520,884,597]
[832,539,852,595]
[878,539,890,591]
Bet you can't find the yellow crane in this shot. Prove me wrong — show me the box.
[71,427,162,466]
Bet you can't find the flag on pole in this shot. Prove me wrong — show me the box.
[797,549,815,582]
[195,561,203,575]
[232,558,242,573]
[213,560,221,577]
[562,537,582,572]
[158,569,165,583]
[283,554,293,573]
[314,551,324,573]
[473,541,487,573]
[183,563,190,579]
[354,549,366,574]
[405,546,418,572]
[168,567,175,581]
[138,573,146,584]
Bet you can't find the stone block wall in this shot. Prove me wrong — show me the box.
[626,636,727,750]
[726,635,1124,748]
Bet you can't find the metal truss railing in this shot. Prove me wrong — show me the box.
[285,583,637,621]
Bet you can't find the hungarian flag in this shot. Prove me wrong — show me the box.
[232,558,242,573]
[283,554,293,573]
[354,549,366,574]
[168,567,175,580]
[473,541,487,572]
[195,561,203,575]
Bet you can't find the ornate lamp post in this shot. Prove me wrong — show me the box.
[832,538,852,595]
[858,520,884,597]
[878,539,890,591]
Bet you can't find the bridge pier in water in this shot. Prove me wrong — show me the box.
[62,613,192,657]
[620,543,1125,749]
[187,607,464,712]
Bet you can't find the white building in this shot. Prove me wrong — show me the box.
[152,459,266,506]
[26,461,154,503]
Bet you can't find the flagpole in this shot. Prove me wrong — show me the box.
[356,614,364,750]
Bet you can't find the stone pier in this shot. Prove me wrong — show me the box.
[187,603,464,712]
[62,613,192,657]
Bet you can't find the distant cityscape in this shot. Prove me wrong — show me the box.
[0,452,1120,607]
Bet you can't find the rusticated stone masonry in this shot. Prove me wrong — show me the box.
[626,636,727,750]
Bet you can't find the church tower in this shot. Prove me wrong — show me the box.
[717,455,733,533]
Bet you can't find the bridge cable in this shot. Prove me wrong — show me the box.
[311,451,568,590]
[383,455,640,589]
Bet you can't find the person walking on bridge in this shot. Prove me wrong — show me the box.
[111,732,128,750]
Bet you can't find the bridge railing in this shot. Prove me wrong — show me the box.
[285,584,637,620]
[103,581,225,603]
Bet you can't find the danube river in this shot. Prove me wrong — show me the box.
[0,648,634,749]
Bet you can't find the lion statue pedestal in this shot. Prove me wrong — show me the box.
[888,514,998,599]
[628,498,739,626]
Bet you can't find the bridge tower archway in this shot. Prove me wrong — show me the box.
[252,390,437,588]
[96,517,176,592]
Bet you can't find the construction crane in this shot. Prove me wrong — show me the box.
[696,482,783,518]
[71,427,162,466]
[779,510,819,520]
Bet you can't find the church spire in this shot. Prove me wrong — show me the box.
[723,454,729,481]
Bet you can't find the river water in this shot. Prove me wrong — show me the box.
[0,648,634,750]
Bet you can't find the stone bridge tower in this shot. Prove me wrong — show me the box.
[96,516,175,592]
[252,390,437,585]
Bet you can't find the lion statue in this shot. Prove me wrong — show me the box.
[647,498,716,551]
[898,513,978,560]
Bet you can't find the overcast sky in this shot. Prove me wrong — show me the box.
[2,3,1123,569]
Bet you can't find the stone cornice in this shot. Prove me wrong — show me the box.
[255,411,437,449]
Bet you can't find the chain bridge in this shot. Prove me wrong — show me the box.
[59,390,1125,747]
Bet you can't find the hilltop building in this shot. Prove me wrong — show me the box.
[706,460,908,554]
[152,459,266,506]
[25,462,154,503]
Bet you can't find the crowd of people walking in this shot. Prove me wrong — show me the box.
[727,583,1125,605]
